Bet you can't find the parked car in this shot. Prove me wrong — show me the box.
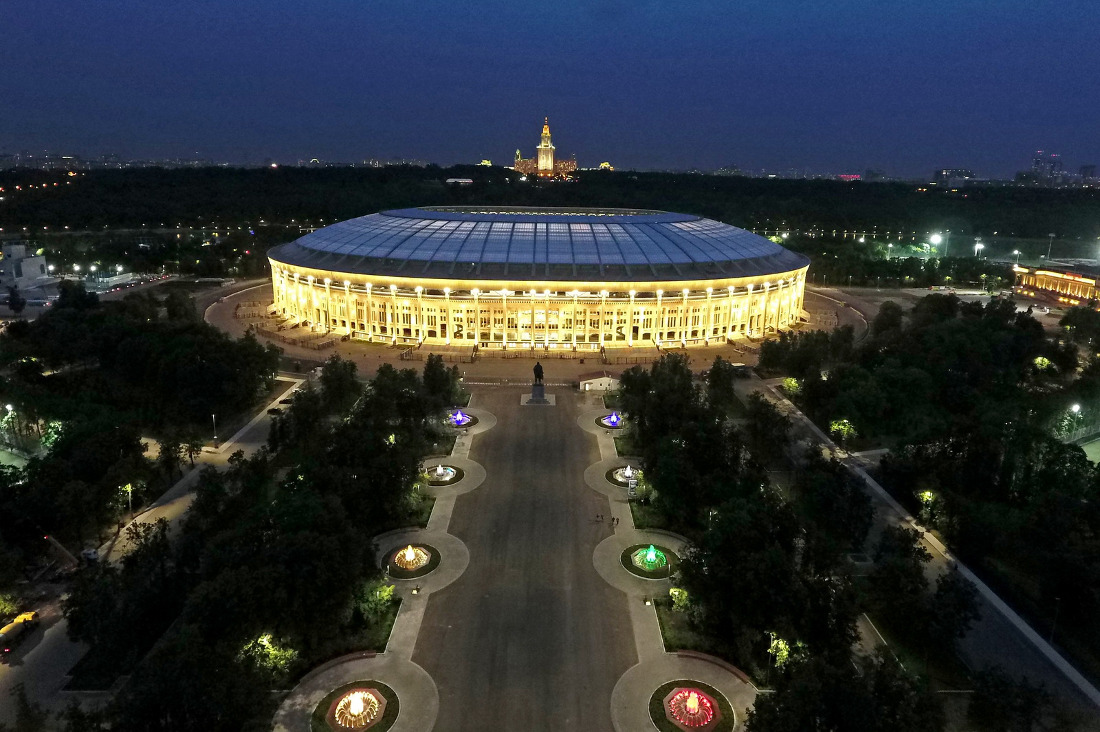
[0,611,40,657]
[267,407,283,416]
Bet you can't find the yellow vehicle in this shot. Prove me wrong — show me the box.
[0,611,40,657]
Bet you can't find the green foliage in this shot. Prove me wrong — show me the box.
[967,667,1054,732]
[746,651,944,732]
[1059,305,1100,345]
[356,580,397,622]
[867,526,930,623]
[780,377,801,396]
[319,355,362,412]
[669,587,689,613]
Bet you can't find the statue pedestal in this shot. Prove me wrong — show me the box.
[524,382,551,405]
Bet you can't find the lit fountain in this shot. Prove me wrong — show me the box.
[333,689,382,729]
[599,411,624,429]
[394,544,430,571]
[449,410,473,427]
[632,544,668,573]
[429,464,458,483]
[665,688,717,729]
[611,464,636,484]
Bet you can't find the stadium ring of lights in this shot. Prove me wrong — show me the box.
[267,206,810,351]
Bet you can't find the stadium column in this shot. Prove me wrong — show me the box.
[761,282,771,334]
[571,291,578,348]
[389,284,398,344]
[726,285,735,342]
[655,290,663,346]
[599,290,608,347]
[343,280,352,335]
[530,291,537,350]
[472,288,480,346]
[501,291,509,347]
[365,283,374,342]
[444,288,452,345]
[628,290,635,346]
[746,284,754,336]
[292,272,301,321]
[323,278,332,332]
[544,290,551,349]
[680,289,689,346]
[415,286,424,342]
[705,287,713,344]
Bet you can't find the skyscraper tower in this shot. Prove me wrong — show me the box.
[536,117,555,176]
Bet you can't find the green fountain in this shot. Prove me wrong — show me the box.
[632,544,668,573]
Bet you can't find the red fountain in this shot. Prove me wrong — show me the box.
[664,687,720,730]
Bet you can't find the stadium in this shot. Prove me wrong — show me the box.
[266,206,810,352]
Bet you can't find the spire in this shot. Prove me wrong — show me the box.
[542,117,550,136]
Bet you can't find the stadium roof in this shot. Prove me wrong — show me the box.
[268,206,809,282]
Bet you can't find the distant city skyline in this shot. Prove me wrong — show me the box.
[2,2,1097,177]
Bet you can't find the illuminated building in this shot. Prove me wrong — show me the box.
[1014,265,1098,305]
[513,118,578,178]
[267,206,810,352]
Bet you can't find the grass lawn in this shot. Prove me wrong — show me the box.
[603,393,622,409]
[422,433,457,459]
[614,433,642,457]
[629,502,670,532]
[453,389,471,408]
[408,494,436,528]
[311,680,399,732]
[654,598,711,654]
[648,679,736,732]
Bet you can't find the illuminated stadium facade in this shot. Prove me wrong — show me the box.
[267,207,810,351]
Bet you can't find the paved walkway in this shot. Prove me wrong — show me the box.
[577,400,759,731]
[273,405,496,731]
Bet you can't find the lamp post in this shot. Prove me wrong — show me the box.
[3,404,13,444]
[1047,233,1056,260]
[974,242,984,258]
[212,413,218,447]
[1071,403,1081,436]
[1014,250,1021,265]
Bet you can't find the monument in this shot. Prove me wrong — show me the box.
[526,361,550,405]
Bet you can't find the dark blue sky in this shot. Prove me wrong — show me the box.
[3,1,1098,176]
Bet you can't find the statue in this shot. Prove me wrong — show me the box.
[533,361,544,384]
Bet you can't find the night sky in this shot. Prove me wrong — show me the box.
[3,1,1098,177]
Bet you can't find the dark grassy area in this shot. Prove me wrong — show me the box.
[384,544,441,580]
[293,600,402,686]
[620,544,681,580]
[629,502,670,532]
[422,434,457,459]
[603,392,622,409]
[654,598,710,654]
[614,433,642,457]
[310,680,399,732]
[867,611,971,690]
[648,678,736,732]
[454,389,471,408]
[407,494,435,528]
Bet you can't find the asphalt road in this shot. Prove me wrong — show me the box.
[412,388,637,732]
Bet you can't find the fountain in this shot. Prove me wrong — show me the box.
[332,689,383,729]
[449,410,474,427]
[632,544,668,573]
[598,411,624,429]
[665,688,717,729]
[428,464,458,484]
[610,464,637,485]
[394,544,430,571]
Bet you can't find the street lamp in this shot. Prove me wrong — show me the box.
[212,413,218,446]
[887,243,893,258]
[1071,403,1081,434]
[974,242,984,258]
[1014,249,1021,264]
[1047,233,1056,259]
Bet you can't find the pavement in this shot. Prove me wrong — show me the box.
[0,376,302,727]
[275,386,757,731]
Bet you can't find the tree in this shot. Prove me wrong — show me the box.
[705,356,739,413]
[156,434,184,479]
[746,651,944,732]
[318,355,361,412]
[867,525,930,623]
[422,353,458,411]
[163,289,197,321]
[928,567,981,647]
[872,300,904,336]
[5,286,26,316]
[968,667,1053,732]
[184,432,204,466]
[743,392,791,466]
[795,455,872,552]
